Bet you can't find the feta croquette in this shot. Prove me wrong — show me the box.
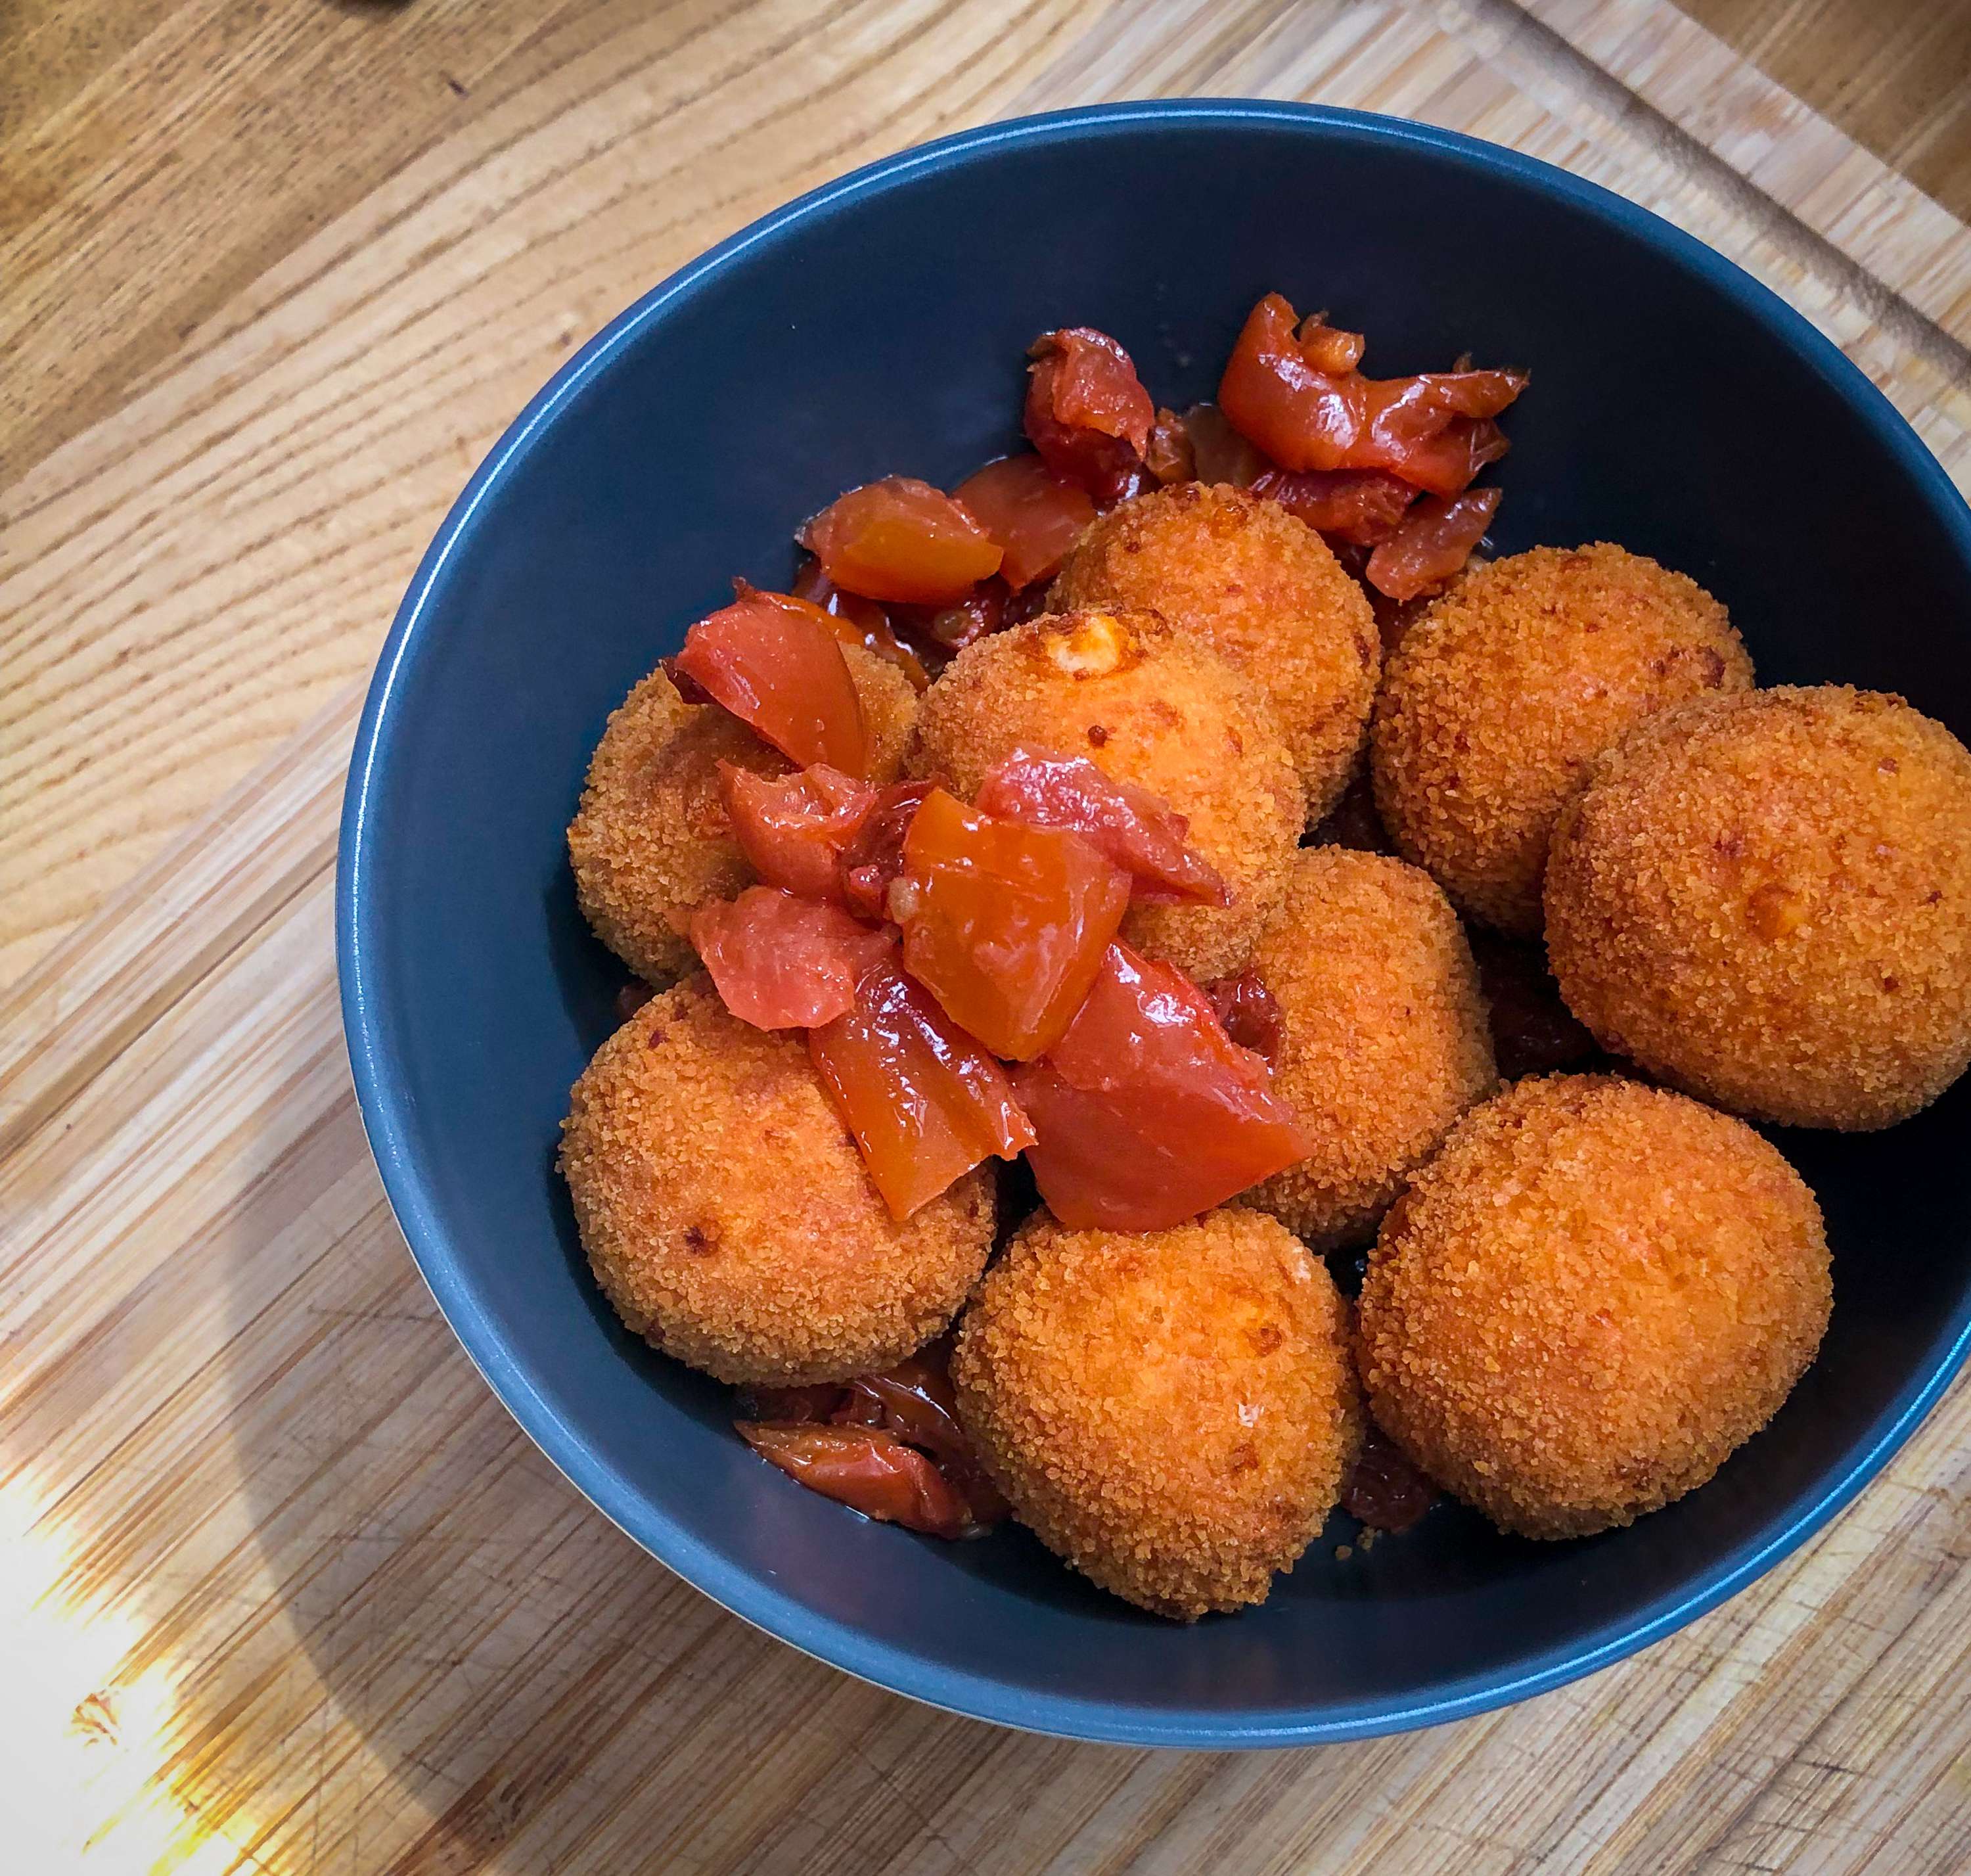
[1358,1075,1830,1540]
[952,1210,1359,1618]
[568,649,917,983]
[904,609,1305,980]
[1050,483,1378,822]
[1371,544,1752,936]
[1546,686,1971,1130]
[561,976,994,1384]
[1240,850,1497,1250]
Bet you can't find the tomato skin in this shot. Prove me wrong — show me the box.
[1024,328,1155,503]
[1218,292,1367,472]
[953,455,1098,591]
[800,477,1003,605]
[691,887,891,1030]
[673,583,870,775]
[1250,466,1418,547]
[736,1423,978,1538]
[1364,487,1501,601]
[838,778,937,922]
[719,762,874,905]
[1012,943,1313,1231]
[895,788,1132,1061]
[809,950,1035,1219]
[790,560,931,691]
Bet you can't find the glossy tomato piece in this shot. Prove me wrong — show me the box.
[790,559,930,691]
[973,748,1228,905]
[673,582,869,775]
[954,455,1098,591]
[1012,943,1313,1231]
[1365,487,1502,601]
[735,1423,978,1538]
[691,887,890,1030]
[897,577,1007,652]
[1143,407,1196,485]
[1250,465,1418,547]
[895,788,1131,1061]
[1340,1425,1439,1534]
[1217,292,1366,472]
[1351,370,1522,493]
[1024,328,1155,504]
[1202,969,1286,1066]
[1298,314,1366,376]
[719,762,874,904]
[838,777,936,921]
[809,950,1035,1219]
[800,477,1003,606]
[837,1346,1012,1526]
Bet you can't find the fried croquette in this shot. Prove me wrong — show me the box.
[1050,483,1378,823]
[1358,1075,1830,1540]
[1546,685,1971,1130]
[1371,544,1752,936]
[1241,850,1497,1250]
[904,608,1305,980]
[568,649,917,982]
[561,976,993,1384]
[951,1210,1359,1618]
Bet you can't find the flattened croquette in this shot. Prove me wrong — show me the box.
[1371,544,1752,936]
[561,976,994,1384]
[1546,685,1971,1130]
[1051,483,1378,822]
[905,609,1305,980]
[1358,1075,1830,1540]
[1240,850,1497,1250]
[568,648,917,984]
[952,1210,1359,1618]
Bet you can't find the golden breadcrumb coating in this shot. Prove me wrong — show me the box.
[1371,544,1752,936]
[560,976,993,1384]
[1358,1074,1830,1540]
[1051,483,1378,823]
[1546,685,1971,1130]
[567,649,917,983]
[904,609,1305,980]
[951,1210,1359,1619]
[1241,850,1497,1250]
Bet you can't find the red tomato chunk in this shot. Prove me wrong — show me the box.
[1202,969,1286,1066]
[691,887,890,1030]
[1024,328,1155,504]
[809,951,1035,1218]
[1250,466,1418,547]
[1012,944,1313,1231]
[673,583,869,775]
[1365,488,1502,601]
[895,788,1131,1061]
[838,778,936,922]
[1218,292,1367,472]
[719,762,874,905]
[790,561,931,691]
[736,1423,978,1539]
[953,455,1098,591]
[800,477,1003,606]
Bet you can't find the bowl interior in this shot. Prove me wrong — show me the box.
[342,105,1971,1745]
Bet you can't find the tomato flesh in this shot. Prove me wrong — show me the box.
[1202,969,1286,1065]
[973,748,1229,906]
[1144,407,1194,486]
[735,1423,978,1538]
[800,477,1003,606]
[673,583,869,775]
[691,887,890,1030]
[718,761,874,904]
[895,788,1131,1061]
[1024,328,1155,503]
[1365,488,1502,601]
[809,950,1035,1218]
[1218,292,1367,472]
[954,455,1098,591]
[1012,943,1313,1231]
[1250,466,1418,547]
[790,560,930,691]
[838,778,936,922]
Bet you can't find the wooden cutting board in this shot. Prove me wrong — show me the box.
[6,3,1971,1871]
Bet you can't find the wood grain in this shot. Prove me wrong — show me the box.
[6,3,1971,1872]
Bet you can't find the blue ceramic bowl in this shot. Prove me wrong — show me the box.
[338,101,1971,1747]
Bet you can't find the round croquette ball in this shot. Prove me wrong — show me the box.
[1358,1075,1830,1540]
[561,976,994,1384]
[952,1210,1359,1619]
[1051,483,1378,823]
[1240,850,1497,1250]
[1371,544,1752,936]
[905,608,1305,981]
[1546,685,1971,1130]
[568,649,917,983]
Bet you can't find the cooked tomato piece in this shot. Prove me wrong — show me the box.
[800,477,1003,606]
[838,777,936,921]
[1179,402,1271,488]
[1340,1425,1439,1534]
[790,559,930,691]
[838,1348,1012,1526]
[691,887,890,1030]
[973,748,1229,906]
[719,761,874,904]
[1024,327,1155,503]
[1365,488,1502,601]
[809,949,1035,1218]
[1143,407,1195,485]
[1202,969,1286,1066]
[1012,943,1313,1231]
[1218,292,1366,472]
[1298,313,1366,376]
[954,455,1098,591]
[673,582,869,774]
[736,1423,978,1538]
[895,577,1008,652]
[1250,466,1418,547]
[895,788,1131,1061]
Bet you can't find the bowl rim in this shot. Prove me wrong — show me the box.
[337,97,1971,1749]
